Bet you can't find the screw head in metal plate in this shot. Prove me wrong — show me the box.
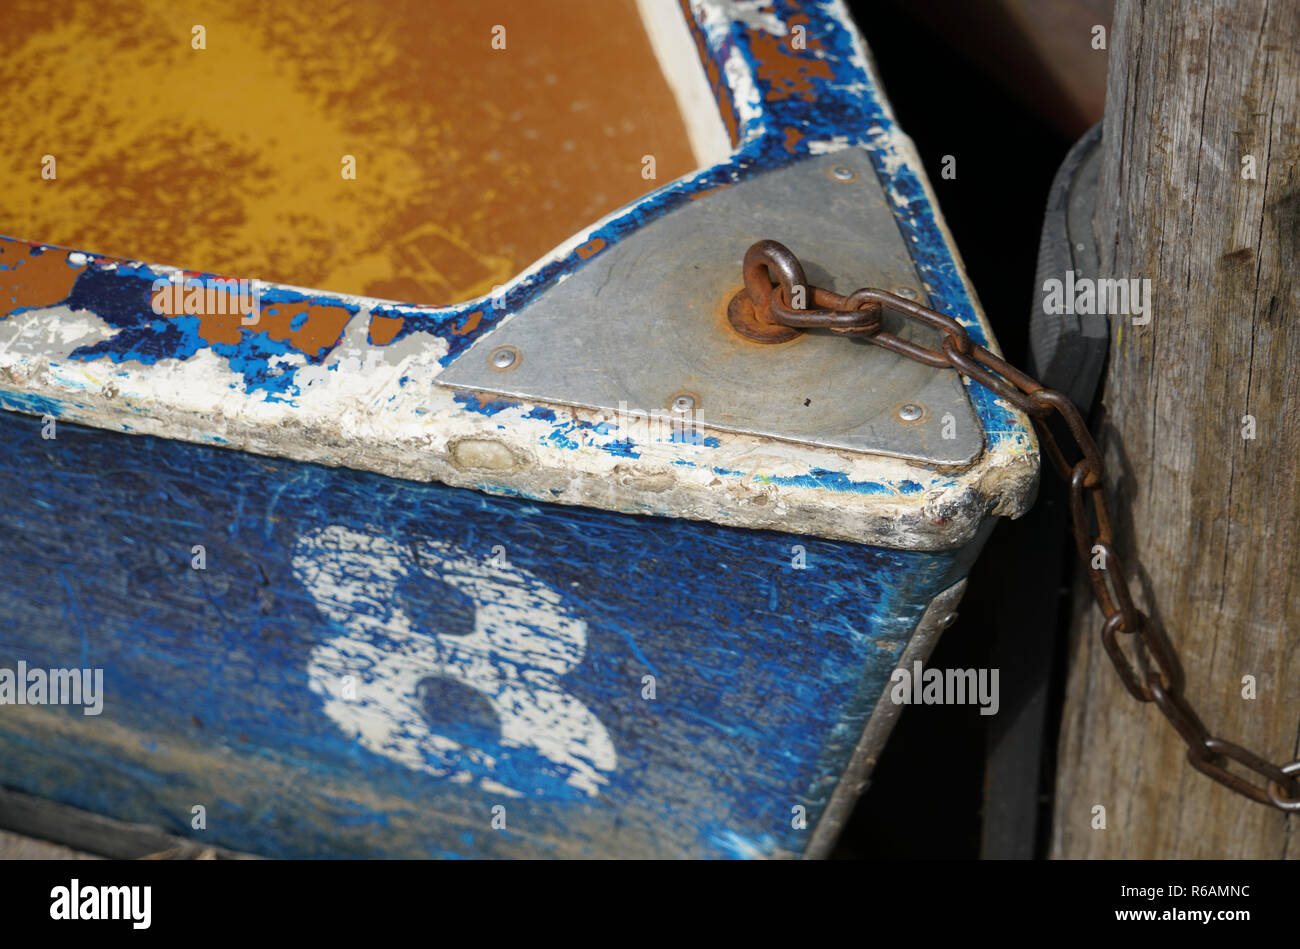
[490,346,519,371]
[897,402,923,422]
[670,393,696,414]
[830,165,856,181]
[893,286,920,300]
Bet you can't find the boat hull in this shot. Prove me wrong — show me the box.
[0,411,979,858]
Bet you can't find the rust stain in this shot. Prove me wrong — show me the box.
[782,125,805,152]
[188,310,240,346]
[368,314,405,345]
[259,303,354,358]
[576,238,606,260]
[0,243,83,316]
[748,14,835,102]
[460,391,513,413]
[1217,247,1254,267]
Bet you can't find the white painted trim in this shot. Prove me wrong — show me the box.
[636,0,732,168]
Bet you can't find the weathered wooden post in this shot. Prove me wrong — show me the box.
[1053,0,1300,856]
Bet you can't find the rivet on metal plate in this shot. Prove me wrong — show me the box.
[491,346,520,371]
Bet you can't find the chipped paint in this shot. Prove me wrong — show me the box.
[0,2,1044,860]
[679,0,742,148]
[293,526,617,798]
[575,238,606,260]
[636,0,734,166]
[0,409,982,857]
[0,243,85,314]
[0,0,1036,553]
[368,315,405,346]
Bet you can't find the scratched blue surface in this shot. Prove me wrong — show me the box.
[0,410,975,858]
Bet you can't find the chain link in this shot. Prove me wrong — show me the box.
[736,239,1300,811]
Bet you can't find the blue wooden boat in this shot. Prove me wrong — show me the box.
[0,0,1037,858]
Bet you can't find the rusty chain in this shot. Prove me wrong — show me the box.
[733,238,1300,811]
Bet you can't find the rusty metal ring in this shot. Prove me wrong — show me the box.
[940,330,973,359]
[1102,606,1143,638]
[1268,761,1300,811]
[743,239,806,304]
[1026,388,1068,420]
[726,287,802,343]
[1100,609,1155,702]
[1069,455,1103,496]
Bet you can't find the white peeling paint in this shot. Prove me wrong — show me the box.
[0,308,115,355]
[723,44,765,138]
[808,137,853,155]
[293,525,617,797]
[728,0,787,35]
[0,2,1038,552]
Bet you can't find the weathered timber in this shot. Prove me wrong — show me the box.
[1052,0,1300,857]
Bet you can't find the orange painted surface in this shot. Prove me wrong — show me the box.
[0,0,697,305]
[748,15,835,103]
[367,315,406,346]
[575,238,606,260]
[187,300,354,357]
[0,243,84,313]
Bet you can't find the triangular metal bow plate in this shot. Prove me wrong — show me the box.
[439,151,983,466]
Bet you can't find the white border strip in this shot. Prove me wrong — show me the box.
[636,0,732,168]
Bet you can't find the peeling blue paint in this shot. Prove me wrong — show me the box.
[0,409,978,858]
[546,429,580,451]
[0,390,68,419]
[0,7,1024,860]
[0,1,1029,499]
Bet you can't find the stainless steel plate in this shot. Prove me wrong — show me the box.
[439,151,983,466]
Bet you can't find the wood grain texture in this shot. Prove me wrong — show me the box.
[0,786,251,859]
[0,828,98,860]
[1052,0,1300,857]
